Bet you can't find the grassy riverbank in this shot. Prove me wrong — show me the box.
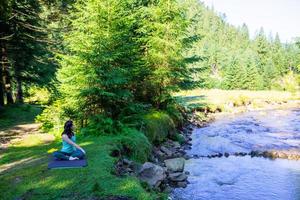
[2,89,299,200]
[175,89,300,113]
[0,105,165,200]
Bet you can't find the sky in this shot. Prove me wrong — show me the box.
[200,0,300,43]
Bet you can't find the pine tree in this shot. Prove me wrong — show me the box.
[136,0,194,108]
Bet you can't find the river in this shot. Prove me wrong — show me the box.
[170,109,300,200]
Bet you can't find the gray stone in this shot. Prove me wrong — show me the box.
[164,158,185,172]
[177,181,188,188]
[138,162,166,188]
[168,172,187,182]
[184,171,190,175]
[161,146,173,156]
[122,158,132,165]
[163,185,173,193]
[155,150,166,160]
[173,142,181,149]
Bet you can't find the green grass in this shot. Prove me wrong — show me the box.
[0,133,160,200]
[142,111,176,144]
[0,104,163,200]
[175,89,300,113]
[0,104,42,130]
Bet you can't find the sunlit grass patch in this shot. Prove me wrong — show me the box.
[0,133,157,200]
[175,89,300,112]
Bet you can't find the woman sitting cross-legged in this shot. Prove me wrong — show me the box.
[53,120,86,161]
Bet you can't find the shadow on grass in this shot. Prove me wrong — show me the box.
[0,136,154,200]
[0,104,43,131]
[0,142,57,175]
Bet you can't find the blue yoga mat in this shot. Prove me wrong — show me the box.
[48,158,88,169]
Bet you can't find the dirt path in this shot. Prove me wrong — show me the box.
[0,123,42,149]
[0,123,55,175]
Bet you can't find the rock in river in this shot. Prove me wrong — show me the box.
[137,162,166,188]
[164,158,185,172]
[168,172,188,182]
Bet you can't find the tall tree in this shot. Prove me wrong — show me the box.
[0,0,13,105]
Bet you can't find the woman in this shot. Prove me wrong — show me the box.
[53,120,86,160]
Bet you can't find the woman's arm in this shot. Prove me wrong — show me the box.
[62,134,85,154]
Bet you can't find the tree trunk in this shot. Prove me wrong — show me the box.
[0,42,5,107]
[0,58,4,107]
[4,74,14,104]
[16,77,23,103]
[1,45,13,104]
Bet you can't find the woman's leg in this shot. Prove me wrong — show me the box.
[70,149,85,159]
[53,151,70,160]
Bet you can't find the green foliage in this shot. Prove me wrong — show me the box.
[165,103,185,127]
[169,132,186,145]
[81,114,124,136]
[117,128,152,163]
[37,0,198,137]
[24,86,51,105]
[230,95,251,107]
[0,104,42,130]
[35,100,65,134]
[142,111,176,144]
[183,2,300,91]
[273,71,299,93]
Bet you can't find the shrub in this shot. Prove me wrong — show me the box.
[169,132,185,144]
[142,111,176,144]
[117,128,152,163]
[35,100,65,134]
[82,114,118,136]
[165,103,184,127]
[24,86,51,105]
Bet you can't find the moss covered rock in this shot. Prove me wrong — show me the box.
[142,111,176,145]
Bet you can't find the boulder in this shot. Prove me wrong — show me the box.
[168,172,187,182]
[173,142,181,149]
[154,149,166,160]
[138,162,166,188]
[164,158,185,172]
[176,181,188,188]
[160,146,173,157]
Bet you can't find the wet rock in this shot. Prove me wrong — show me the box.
[176,181,188,188]
[168,172,188,182]
[250,151,264,157]
[183,145,192,150]
[224,152,230,157]
[192,154,199,159]
[184,171,190,175]
[154,149,166,160]
[123,158,132,166]
[165,158,185,172]
[263,151,271,158]
[138,162,166,188]
[183,154,191,160]
[163,185,173,193]
[245,128,253,133]
[160,146,173,157]
[173,142,181,149]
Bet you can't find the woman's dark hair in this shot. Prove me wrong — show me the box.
[62,120,74,139]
